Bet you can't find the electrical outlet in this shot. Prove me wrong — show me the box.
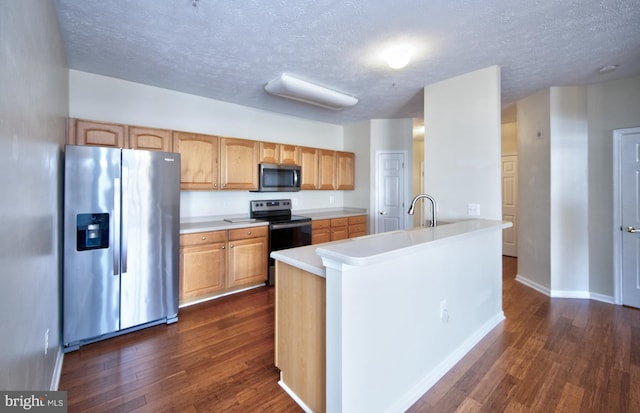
[329,196,335,204]
[292,198,299,206]
[468,203,481,216]
[440,300,449,323]
[44,328,49,355]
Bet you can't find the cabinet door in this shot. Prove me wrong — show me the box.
[336,151,355,190]
[318,150,336,190]
[312,219,331,244]
[330,218,348,241]
[128,126,172,152]
[279,144,300,165]
[348,215,367,238]
[259,142,279,164]
[300,146,319,190]
[179,234,227,304]
[220,138,259,190]
[173,132,219,190]
[227,236,267,288]
[71,119,126,148]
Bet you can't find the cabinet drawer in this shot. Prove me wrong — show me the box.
[312,219,330,229]
[180,231,226,247]
[348,215,366,225]
[228,225,268,241]
[349,223,366,233]
[331,217,348,227]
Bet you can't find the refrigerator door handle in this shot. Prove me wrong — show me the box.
[121,167,129,274]
[113,177,121,276]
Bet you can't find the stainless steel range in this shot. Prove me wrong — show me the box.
[250,199,312,285]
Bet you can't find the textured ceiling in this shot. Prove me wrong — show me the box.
[54,0,640,125]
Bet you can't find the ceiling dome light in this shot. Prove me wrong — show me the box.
[384,45,413,70]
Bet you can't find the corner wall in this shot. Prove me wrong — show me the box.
[587,75,640,297]
[517,89,551,290]
[0,0,68,390]
[423,66,502,220]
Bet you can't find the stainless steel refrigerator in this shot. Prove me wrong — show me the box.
[63,145,180,352]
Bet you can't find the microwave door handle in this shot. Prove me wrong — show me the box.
[294,169,299,187]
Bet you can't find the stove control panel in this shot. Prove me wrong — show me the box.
[250,199,292,213]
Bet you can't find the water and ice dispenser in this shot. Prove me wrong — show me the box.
[76,213,109,251]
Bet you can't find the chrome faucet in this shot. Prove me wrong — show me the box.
[408,194,437,227]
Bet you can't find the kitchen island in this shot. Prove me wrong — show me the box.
[272,219,511,413]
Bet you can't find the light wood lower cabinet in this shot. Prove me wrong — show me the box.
[275,261,326,413]
[348,215,367,238]
[179,226,268,305]
[179,230,227,303]
[312,215,367,244]
[227,226,268,288]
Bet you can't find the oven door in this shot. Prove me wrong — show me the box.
[268,221,312,284]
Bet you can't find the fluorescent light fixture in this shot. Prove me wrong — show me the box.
[264,73,358,110]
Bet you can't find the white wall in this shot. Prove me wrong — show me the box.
[423,66,502,220]
[516,89,551,290]
[549,87,589,293]
[343,121,372,209]
[369,118,415,229]
[69,70,346,218]
[0,0,68,390]
[517,76,640,299]
[587,75,640,297]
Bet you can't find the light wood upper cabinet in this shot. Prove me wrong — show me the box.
[173,132,219,190]
[318,149,336,190]
[279,144,300,165]
[260,142,300,165]
[128,126,172,152]
[220,138,259,190]
[259,142,280,164]
[336,151,355,190]
[300,146,319,190]
[69,119,126,148]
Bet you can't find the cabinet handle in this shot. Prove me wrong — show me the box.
[247,231,252,235]
[229,244,234,248]
[222,245,225,249]
[201,236,206,240]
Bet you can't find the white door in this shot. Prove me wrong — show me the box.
[375,152,406,233]
[502,155,518,257]
[621,128,640,308]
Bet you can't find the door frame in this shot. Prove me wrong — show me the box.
[613,127,640,305]
[374,150,410,233]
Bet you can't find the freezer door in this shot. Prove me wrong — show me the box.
[120,149,180,329]
[63,145,121,346]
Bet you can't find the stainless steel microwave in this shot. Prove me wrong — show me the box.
[255,163,301,192]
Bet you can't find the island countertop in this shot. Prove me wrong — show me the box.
[270,219,511,273]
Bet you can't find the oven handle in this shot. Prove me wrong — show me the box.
[270,221,311,230]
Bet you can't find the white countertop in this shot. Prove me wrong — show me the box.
[180,207,367,234]
[180,216,268,234]
[271,219,512,274]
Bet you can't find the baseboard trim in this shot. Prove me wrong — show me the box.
[278,378,313,413]
[515,274,550,296]
[50,346,64,390]
[389,311,506,413]
[515,274,615,304]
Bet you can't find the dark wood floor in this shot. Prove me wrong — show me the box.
[59,257,640,412]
